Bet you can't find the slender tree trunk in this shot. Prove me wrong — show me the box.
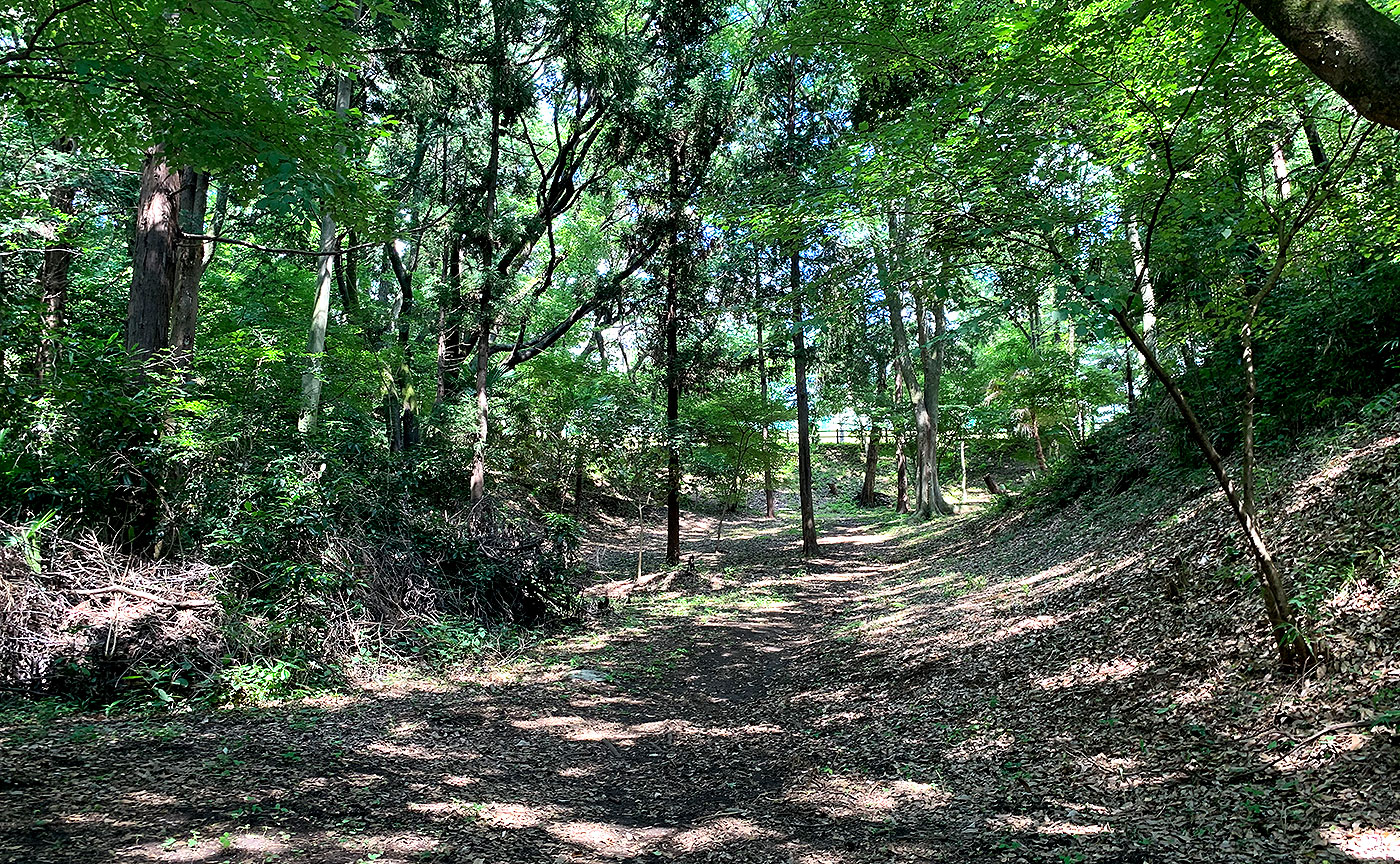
[1124,337,1136,410]
[1029,410,1048,470]
[299,73,351,434]
[386,241,419,451]
[664,151,683,565]
[758,316,776,518]
[1116,303,1309,668]
[127,146,180,363]
[471,100,503,503]
[1127,217,1156,357]
[437,235,463,403]
[170,169,209,373]
[858,356,887,506]
[960,440,967,503]
[894,440,910,514]
[37,138,77,381]
[1300,111,1329,166]
[792,251,818,556]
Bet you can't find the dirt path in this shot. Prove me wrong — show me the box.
[0,515,927,864]
[5,507,1396,864]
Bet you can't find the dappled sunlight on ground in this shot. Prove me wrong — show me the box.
[5,437,1400,864]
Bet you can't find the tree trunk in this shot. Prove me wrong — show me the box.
[386,241,419,451]
[792,251,818,556]
[858,425,882,505]
[471,99,503,503]
[37,138,77,381]
[916,290,954,516]
[1029,409,1048,470]
[127,146,180,363]
[1236,0,1400,129]
[758,316,776,518]
[1113,306,1312,669]
[437,235,463,403]
[664,150,683,565]
[299,73,350,434]
[1124,337,1136,410]
[1127,217,1156,357]
[171,169,209,373]
[880,246,939,519]
[298,210,337,433]
[894,434,910,513]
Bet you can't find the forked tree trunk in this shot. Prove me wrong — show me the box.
[880,249,942,519]
[37,138,77,381]
[792,251,818,556]
[915,290,954,516]
[127,146,180,363]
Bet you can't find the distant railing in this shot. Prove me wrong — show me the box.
[778,426,1010,445]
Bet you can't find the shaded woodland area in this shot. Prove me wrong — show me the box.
[2,0,1400,859]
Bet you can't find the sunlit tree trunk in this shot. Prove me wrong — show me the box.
[880,245,939,519]
[299,73,351,434]
[792,251,818,556]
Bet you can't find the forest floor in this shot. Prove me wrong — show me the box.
[3,436,1400,864]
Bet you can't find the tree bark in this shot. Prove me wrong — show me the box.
[915,290,954,516]
[792,251,818,556]
[170,169,209,373]
[127,146,180,363]
[1236,0,1400,129]
[37,138,77,381]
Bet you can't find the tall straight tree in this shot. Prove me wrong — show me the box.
[300,73,352,434]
